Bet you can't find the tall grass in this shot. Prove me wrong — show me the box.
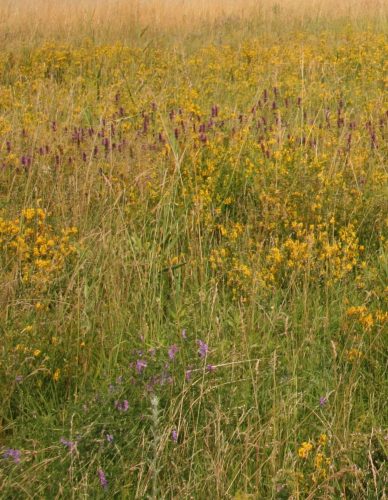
[0,0,387,47]
[0,1,387,498]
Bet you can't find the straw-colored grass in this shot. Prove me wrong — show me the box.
[0,0,386,46]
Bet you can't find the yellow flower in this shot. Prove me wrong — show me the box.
[359,313,374,330]
[53,369,61,382]
[375,311,388,323]
[314,452,324,469]
[347,348,363,362]
[319,433,328,446]
[298,441,313,458]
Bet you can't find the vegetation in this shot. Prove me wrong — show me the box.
[0,1,387,497]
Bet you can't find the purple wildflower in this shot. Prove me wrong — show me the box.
[98,468,108,489]
[115,400,129,412]
[60,438,76,451]
[106,434,114,443]
[319,396,328,407]
[168,344,179,360]
[171,429,178,443]
[185,369,192,381]
[206,364,215,372]
[15,375,23,383]
[3,449,21,463]
[197,340,208,358]
[136,359,147,374]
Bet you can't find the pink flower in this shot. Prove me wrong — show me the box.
[115,400,129,411]
[197,340,208,358]
[168,344,179,360]
[3,449,21,463]
[60,438,76,451]
[98,468,108,489]
[136,359,147,374]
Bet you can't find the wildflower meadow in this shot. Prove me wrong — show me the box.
[0,0,387,497]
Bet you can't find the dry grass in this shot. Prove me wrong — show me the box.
[0,0,386,47]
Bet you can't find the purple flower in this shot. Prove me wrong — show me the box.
[197,340,208,358]
[60,438,76,451]
[98,468,108,489]
[168,344,179,360]
[106,434,114,442]
[181,329,187,339]
[115,400,129,412]
[206,364,215,372]
[15,375,23,383]
[3,448,21,463]
[185,369,192,381]
[319,396,328,407]
[136,359,147,374]
[171,429,178,443]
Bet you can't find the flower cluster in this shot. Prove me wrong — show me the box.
[0,208,77,289]
[297,433,332,483]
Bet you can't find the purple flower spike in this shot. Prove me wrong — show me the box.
[98,468,108,489]
[3,449,21,463]
[319,396,328,407]
[136,359,147,374]
[171,429,178,443]
[168,344,179,360]
[197,340,208,358]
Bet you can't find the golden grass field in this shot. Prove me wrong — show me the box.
[0,0,387,497]
[0,0,387,45]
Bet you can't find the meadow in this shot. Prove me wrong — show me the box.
[0,0,387,497]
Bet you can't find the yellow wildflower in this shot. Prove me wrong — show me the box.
[298,441,313,458]
[53,369,61,382]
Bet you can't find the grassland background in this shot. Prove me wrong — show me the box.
[0,0,387,498]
